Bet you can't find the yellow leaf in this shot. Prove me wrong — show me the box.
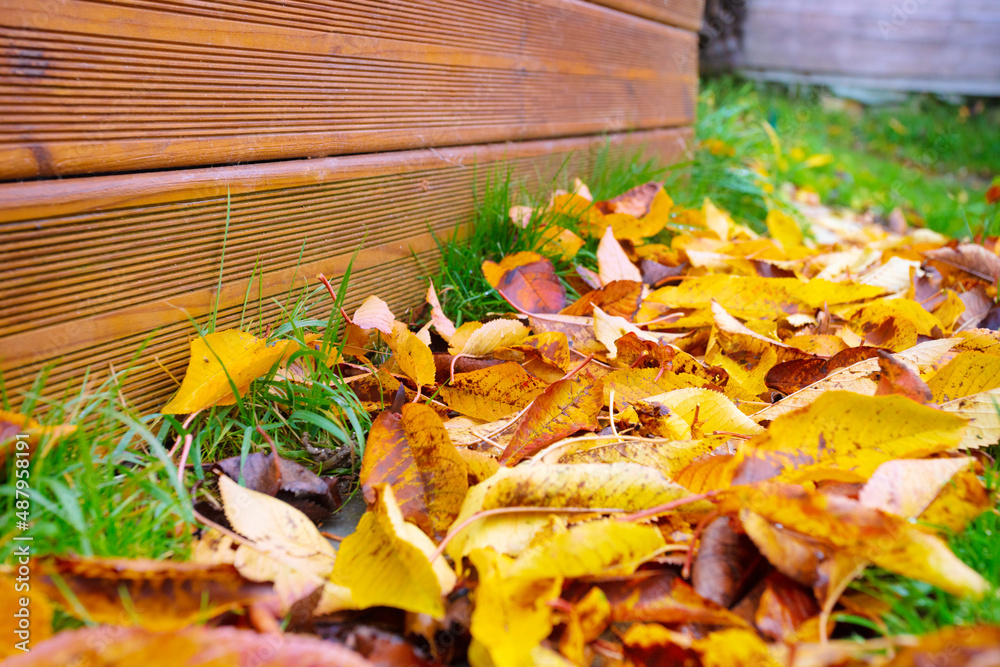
[554,437,721,481]
[450,318,530,356]
[603,367,714,410]
[647,275,886,321]
[164,330,304,414]
[508,519,665,579]
[940,387,1000,449]
[446,463,702,560]
[926,350,1000,402]
[735,392,968,485]
[351,295,394,334]
[218,475,347,612]
[539,224,585,260]
[737,482,988,598]
[332,484,455,617]
[597,226,642,285]
[765,209,803,252]
[693,628,781,667]
[704,198,735,241]
[440,362,546,421]
[387,321,436,387]
[468,548,562,667]
[641,388,764,438]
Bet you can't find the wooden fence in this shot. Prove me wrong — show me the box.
[0,0,704,413]
[735,0,1000,96]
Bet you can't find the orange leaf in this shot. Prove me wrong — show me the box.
[360,404,469,538]
[2,626,372,667]
[499,377,604,465]
[561,280,642,319]
[35,558,271,632]
[439,362,547,421]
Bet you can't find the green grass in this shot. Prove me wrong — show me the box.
[696,76,1000,237]
[841,446,1000,637]
[0,371,193,562]
[0,261,371,562]
[432,142,668,324]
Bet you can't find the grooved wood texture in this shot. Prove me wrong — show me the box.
[0,129,692,414]
[589,0,703,30]
[0,0,699,180]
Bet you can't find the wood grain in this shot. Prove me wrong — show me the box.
[588,0,704,30]
[0,0,698,179]
[0,129,692,413]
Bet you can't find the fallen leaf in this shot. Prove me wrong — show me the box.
[925,350,1000,402]
[561,280,642,318]
[737,482,989,598]
[440,362,546,421]
[874,349,934,403]
[386,321,436,387]
[352,296,394,334]
[484,252,566,314]
[1,626,373,667]
[500,377,604,465]
[332,484,455,617]
[218,475,345,612]
[35,557,271,631]
[360,404,469,538]
[734,392,968,485]
[597,226,643,285]
[426,280,457,340]
[468,548,562,667]
[449,318,530,356]
[164,331,306,413]
[925,243,1000,282]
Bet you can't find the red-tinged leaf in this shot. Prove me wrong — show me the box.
[360,404,469,539]
[483,253,566,314]
[986,184,1000,204]
[924,243,1000,283]
[499,377,604,465]
[561,279,643,319]
[2,625,374,667]
[754,572,820,643]
[874,350,933,403]
[35,558,272,632]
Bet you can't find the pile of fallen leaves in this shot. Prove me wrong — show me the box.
[7,180,1000,667]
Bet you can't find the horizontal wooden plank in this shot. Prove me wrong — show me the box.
[586,0,705,31]
[0,0,698,180]
[0,128,693,413]
[740,2,1000,90]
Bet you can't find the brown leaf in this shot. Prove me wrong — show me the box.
[215,452,337,523]
[596,181,661,217]
[483,253,566,314]
[754,572,820,643]
[925,243,1000,282]
[691,517,763,608]
[874,349,933,403]
[35,558,272,631]
[500,377,604,465]
[360,404,468,538]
